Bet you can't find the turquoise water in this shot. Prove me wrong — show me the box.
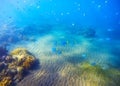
[0,0,120,86]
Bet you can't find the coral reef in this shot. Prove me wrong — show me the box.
[10,48,27,56]
[0,48,36,86]
[22,55,35,69]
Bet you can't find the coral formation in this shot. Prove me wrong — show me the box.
[22,55,35,69]
[0,48,36,86]
[10,48,27,56]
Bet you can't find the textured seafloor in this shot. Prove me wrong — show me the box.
[7,29,120,86]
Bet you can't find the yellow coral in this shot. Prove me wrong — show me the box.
[17,66,23,73]
[0,48,36,86]
[0,77,12,86]
[10,48,35,70]
[22,61,31,69]
[22,55,35,69]
[10,48,27,56]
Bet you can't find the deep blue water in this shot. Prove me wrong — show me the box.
[0,0,120,39]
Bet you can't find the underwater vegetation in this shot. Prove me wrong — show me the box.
[0,48,37,86]
[72,62,120,86]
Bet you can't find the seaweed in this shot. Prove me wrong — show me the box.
[0,48,38,86]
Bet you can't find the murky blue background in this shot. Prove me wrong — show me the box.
[0,0,120,69]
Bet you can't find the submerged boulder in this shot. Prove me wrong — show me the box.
[10,48,35,69]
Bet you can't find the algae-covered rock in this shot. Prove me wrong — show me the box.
[0,77,12,86]
[0,48,37,86]
[22,56,34,69]
[0,47,8,57]
[10,48,35,69]
[10,48,27,56]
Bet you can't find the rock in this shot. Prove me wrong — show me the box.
[0,46,8,57]
[0,56,6,61]
[0,62,7,72]
[10,48,27,56]
[0,48,37,85]
[5,55,13,63]
[10,68,17,75]
[6,68,17,78]
[0,77,12,86]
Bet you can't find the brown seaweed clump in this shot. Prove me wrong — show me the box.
[10,48,35,70]
[0,77,12,86]
[0,48,36,86]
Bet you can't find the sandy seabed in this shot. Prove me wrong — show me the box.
[8,33,120,86]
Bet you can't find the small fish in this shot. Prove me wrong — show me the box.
[91,62,96,66]
[52,47,62,55]
[61,41,67,46]
[52,47,57,53]
[61,40,69,46]
[81,54,87,59]
[57,50,62,55]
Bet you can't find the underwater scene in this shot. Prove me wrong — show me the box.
[0,0,120,86]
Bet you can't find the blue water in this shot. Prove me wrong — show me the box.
[0,0,120,86]
[0,0,120,40]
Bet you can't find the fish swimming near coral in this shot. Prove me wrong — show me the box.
[61,40,68,46]
[51,47,62,55]
[52,47,57,53]
[81,54,87,59]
